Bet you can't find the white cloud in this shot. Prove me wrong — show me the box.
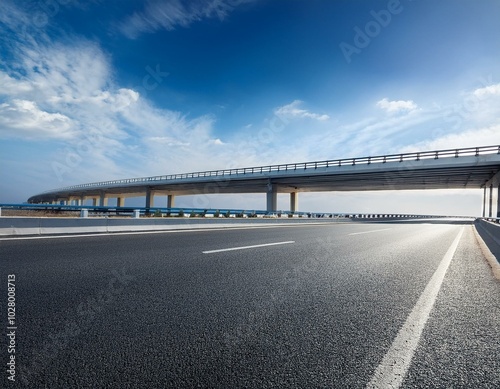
[274,100,330,121]
[0,99,75,140]
[21,42,112,106]
[211,138,225,145]
[473,83,500,98]
[377,98,418,114]
[119,0,257,39]
[0,40,133,145]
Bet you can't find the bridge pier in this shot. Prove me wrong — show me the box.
[145,188,155,211]
[99,192,108,207]
[489,185,494,217]
[92,198,98,207]
[290,192,298,212]
[117,197,124,207]
[167,194,175,209]
[493,183,500,218]
[482,187,487,217]
[483,171,500,218]
[266,183,277,212]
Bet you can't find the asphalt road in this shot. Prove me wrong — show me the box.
[1,222,499,388]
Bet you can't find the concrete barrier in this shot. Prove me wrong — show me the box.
[0,217,41,236]
[475,219,500,255]
[40,218,109,235]
[474,219,500,279]
[0,217,354,236]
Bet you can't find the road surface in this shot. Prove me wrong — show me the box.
[1,222,499,388]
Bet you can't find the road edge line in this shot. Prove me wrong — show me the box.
[366,227,464,389]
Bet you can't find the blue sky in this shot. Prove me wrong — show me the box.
[1,0,500,215]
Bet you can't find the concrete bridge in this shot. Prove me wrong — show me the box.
[28,145,500,216]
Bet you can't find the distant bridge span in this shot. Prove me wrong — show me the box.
[28,145,500,216]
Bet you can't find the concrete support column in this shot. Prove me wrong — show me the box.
[99,192,108,207]
[495,183,500,218]
[290,192,298,212]
[92,198,98,207]
[266,182,277,212]
[117,197,124,207]
[483,171,500,218]
[167,194,175,209]
[80,196,85,206]
[489,184,493,217]
[482,187,487,217]
[145,188,155,210]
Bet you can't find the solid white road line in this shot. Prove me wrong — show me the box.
[202,241,295,254]
[366,227,464,389]
[348,228,392,236]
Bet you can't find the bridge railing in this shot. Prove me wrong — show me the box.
[35,145,500,195]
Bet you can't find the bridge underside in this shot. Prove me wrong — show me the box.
[28,152,500,215]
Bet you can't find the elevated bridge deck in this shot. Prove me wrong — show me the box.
[28,146,500,215]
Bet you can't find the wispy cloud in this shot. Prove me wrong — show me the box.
[0,1,30,31]
[0,7,232,185]
[0,72,33,95]
[377,98,418,114]
[473,82,500,98]
[0,39,130,143]
[274,100,330,121]
[400,124,500,153]
[295,108,441,160]
[119,0,257,39]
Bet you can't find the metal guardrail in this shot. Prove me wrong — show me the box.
[36,145,500,195]
[0,203,270,216]
[1,204,466,220]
